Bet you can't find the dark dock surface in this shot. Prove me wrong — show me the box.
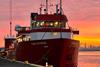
[0,57,44,67]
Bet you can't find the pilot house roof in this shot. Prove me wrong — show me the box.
[31,13,68,22]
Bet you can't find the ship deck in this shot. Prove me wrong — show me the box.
[0,57,44,67]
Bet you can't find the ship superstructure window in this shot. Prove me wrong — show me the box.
[17,38,22,43]
[31,13,68,29]
[23,36,31,41]
[31,21,36,28]
[54,22,58,27]
[17,35,30,43]
[15,26,30,31]
[52,32,58,35]
[31,21,65,28]
[40,22,44,26]
[36,22,40,27]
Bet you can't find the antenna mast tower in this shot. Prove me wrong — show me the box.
[60,0,62,14]
[46,0,48,14]
[9,0,12,36]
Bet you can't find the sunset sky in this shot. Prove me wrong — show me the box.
[0,0,100,47]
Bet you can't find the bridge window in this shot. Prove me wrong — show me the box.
[31,21,65,28]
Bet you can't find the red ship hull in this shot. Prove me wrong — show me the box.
[16,38,79,67]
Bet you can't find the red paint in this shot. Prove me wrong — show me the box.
[31,14,68,22]
[5,38,16,50]
[18,28,79,35]
[16,38,79,67]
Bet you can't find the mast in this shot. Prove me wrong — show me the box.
[46,0,48,14]
[9,0,12,36]
[60,0,62,14]
[40,7,42,14]
[56,4,59,14]
[10,22,12,36]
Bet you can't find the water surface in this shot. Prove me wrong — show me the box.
[78,51,100,67]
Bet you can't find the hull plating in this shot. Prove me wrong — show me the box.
[16,38,79,67]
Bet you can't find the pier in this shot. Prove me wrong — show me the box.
[0,57,44,67]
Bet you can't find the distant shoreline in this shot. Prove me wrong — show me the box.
[79,50,100,51]
[79,47,100,51]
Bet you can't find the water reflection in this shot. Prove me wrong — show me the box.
[78,51,100,67]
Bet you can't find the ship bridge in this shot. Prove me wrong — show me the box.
[15,0,79,43]
[31,13,68,29]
